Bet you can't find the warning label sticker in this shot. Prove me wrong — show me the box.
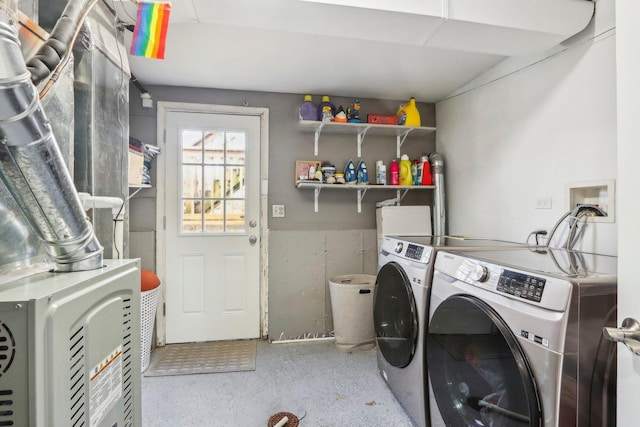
[89,345,123,427]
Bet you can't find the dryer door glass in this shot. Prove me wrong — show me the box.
[374,262,418,368]
[427,295,541,427]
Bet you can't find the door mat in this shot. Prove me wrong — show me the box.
[144,339,257,377]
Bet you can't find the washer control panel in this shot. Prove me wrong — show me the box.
[405,244,424,261]
[497,269,546,303]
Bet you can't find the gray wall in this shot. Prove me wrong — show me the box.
[129,87,435,338]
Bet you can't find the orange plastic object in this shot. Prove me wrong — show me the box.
[141,269,161,291]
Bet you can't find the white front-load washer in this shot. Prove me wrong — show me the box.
[426,248,617,427]
[374,236,525,427]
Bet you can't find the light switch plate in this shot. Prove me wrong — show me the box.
[272,204,285,218]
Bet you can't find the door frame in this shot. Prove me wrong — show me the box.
[155,101,270,346]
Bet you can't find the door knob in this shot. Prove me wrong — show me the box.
[249,220,257,228]
[249,235,257,245]
[603,317,640,356]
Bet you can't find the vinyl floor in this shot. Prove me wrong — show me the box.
[141,339,415,427]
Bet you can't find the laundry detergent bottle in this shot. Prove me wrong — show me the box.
[396,97,421,127]
[318,96,336,122]
[399,154,413,186]
[299,95,318,121]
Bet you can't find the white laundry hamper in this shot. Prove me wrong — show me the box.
[140,285,160,372]
[329,274,376,352]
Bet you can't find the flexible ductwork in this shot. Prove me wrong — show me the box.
[0,1,103,271]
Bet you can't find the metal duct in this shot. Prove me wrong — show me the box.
[73,0,130,260]
[0,1,102,271]
[430,153,446,236]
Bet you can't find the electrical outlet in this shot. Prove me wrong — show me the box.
[272,204,285,218]
[536,197,552,209]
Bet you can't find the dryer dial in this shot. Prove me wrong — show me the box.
[395,242,404,254]
[470,264,489,282]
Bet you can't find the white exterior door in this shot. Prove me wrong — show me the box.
[162,110,261,343]
[616,1,640,424]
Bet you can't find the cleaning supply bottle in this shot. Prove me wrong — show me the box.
[412,160,420,185]
[399,154,413,186]
[308,162,316,180]
[318,96,336,122]
[356,160,368,184]
[376,160,387,185]
[396,97,421,127]
[420,154,432,185]
[299,95,318,121]
[389,159,399,185]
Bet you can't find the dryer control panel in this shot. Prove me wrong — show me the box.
[497,269,546,303]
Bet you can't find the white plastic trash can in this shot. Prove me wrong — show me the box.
[329,274,376,352]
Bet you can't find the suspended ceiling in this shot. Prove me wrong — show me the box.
[113,0,594,102]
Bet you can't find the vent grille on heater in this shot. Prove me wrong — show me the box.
[0,389,14,426]
[122,298,133,427]
[0,322,16,376]
[69,326,86,427]
[67,297,135,426]
[0,322,16,426]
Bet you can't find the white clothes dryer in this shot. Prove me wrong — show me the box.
[374,236,525,427]
[427,248,617,427]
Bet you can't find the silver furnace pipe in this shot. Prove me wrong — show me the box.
[0,0,103,271]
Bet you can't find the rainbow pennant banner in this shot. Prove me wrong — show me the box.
[130,2,171,59]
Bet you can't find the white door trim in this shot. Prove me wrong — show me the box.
[155,102,269,346]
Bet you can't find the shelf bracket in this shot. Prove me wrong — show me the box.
[396,189,410,204]
[314,186,321,212]
[357,187,368,213]
[314,123,325,156]
[129,187,144,199]
[396,129,414,158]
[357,126,371,158]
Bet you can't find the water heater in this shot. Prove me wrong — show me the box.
[0,260,141,426]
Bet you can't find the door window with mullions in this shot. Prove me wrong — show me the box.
[180,128,246,233]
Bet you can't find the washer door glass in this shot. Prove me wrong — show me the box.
[427,295,541,427]
[374,262,418,368]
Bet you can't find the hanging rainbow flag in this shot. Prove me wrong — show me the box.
[130,2,171,59]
